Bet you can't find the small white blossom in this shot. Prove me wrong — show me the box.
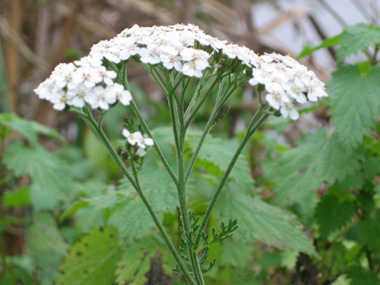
[109,83,133,106]
[122,129,143,145]
[136,148,146,157]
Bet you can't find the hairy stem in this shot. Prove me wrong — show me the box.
[167,80,205,284]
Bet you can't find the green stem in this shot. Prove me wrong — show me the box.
[195,108,269,245]
[121,65,179,186]
[184,74,222,130]
[184,78,244,183]
[81,106,196,285]
[169,86,205,285]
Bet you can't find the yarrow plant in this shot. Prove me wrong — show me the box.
[34,24,327,284]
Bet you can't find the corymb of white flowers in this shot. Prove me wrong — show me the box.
[35,23,327,121]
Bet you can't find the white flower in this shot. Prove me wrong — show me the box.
[181,49,210,78]
[122,129,143,145]
[266,91,289,110]
[138,45,161,65]
[137,137,154,149]
[108,83,133,106]
[34,77,59,100]
[98,66,117,85]
[73,67,102,88]
[280,102,299,120]
[74,55,102,68]
[50,90,70,111]
[87,86,116,110]
[160,54,183,71]
[66,84,90,108]
[53,63,78,89]
[136,148,146,157]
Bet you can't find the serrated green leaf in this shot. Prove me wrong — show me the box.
[0,113,63,146]
[56,227,122,285]
[337,23,380,62]
[4,187,31,208]
[315,194,355,238]
[27,213,68,284]
[357,211,380,254]
[220,239,252,267]
[4,143,72,210]
[109,158,178,238]
[272,128,362,205]
[115,237,157,285]
[327,65,380,149]
[215,191,316,255]
[187,132,254,192]
[347,266,380,285]
[297,35,341,59]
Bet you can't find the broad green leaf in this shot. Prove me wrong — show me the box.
[357,211,380,254]
[327,65,380,149]
[27,213,68,284]
[272,128,362,205]
[337,23,380,62]
[297,35,341,59]
[115,237,157,285]
[347,266,380,285]
[4,143,72,210]
[315,193,355,238]
[0,113,63,146]
[215,191,316,255]
[187,132,254,192]
[109,158,178,238]
[56,227,122,285]
[220,239,252,267]
[4,187,31,207]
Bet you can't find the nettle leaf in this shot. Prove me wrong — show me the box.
[220,239,252,267]
[115,237,157,285]
[327,65,380,149]
[347,266,380,285]
[187,133,254,192]
[337,23,380,62]
[357,210,380,254]
[214,190,316,255]
[27,213,68,283]
[315,193,355,238]
[4,143,72,210]
[0,113,63,147]
[109,158,178,238]
[56,227,122,285]
[272,128,362,205]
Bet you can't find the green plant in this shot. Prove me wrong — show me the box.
[30,23,328,284]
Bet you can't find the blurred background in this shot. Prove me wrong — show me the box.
[1,0,380,284]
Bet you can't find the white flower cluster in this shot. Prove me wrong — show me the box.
[248,53,327,120]
[122,129,154,157]
[34,58,132,111]
[34,23,327,120]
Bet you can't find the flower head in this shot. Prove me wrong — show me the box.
[34,24,327,121]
